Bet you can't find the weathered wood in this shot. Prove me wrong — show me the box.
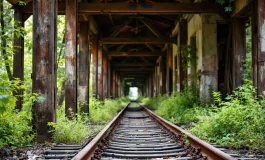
[65,0,77,118]
[255,0,265,97]
[110,19,132,38]
[140,18,164,39]
[232,19,246,89]
[178,20,187,91]
[97,45,103,100]
[104,51,165,57]
[100,38,176,44]
[112,71,116,98]
[92,35,98,97]
[22,2,224,15]
[114,68,154,72]
[112,63,157,67]
[107,58,111,98]
[32,0,57,142]
[78,21,90,113]
[13,7,24,110]
[103,55,108,100]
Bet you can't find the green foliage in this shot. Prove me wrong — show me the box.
[215,0,235,12]
[0,79,39,148]
[181,45,197,71]
[89,96,129,123]
[48,106,91,144]
[190,80,265,149]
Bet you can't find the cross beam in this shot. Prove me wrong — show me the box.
[104,51,165,56]
[112,63,157,67]
[21,3,224,14]
[100,38,176,44]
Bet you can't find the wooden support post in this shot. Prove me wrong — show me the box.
[253,0,265,97]
[32,0,57,141]
[13,7,24,110]
[166,44,173,95]
[178,20,187,91]
[98,45,103,100]
[161,58,167,94]
[78,21,90,113]
[65,0,77,117]
[92,35,98,97]
[107,58,111,98]
[103,55,108,99]
[112,71,116,98]
[232,19,246,89]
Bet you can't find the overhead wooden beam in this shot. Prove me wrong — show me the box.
[112,63,157,67]
[22,2,224,14]
[103,51,165,57]
[114,68,154,72]
[100,38,176,44]
[145,44,157,52]
[87,16,98,34]
[140,18,164,39]
[110,19,132,37]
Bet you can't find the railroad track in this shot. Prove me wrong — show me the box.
[45,102,258,160]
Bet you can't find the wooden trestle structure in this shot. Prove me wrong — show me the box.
[8,0,265,141]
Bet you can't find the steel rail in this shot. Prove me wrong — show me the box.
[72,102,130,160]
[139,103,236,160]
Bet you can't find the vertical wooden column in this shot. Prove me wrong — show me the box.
[65,0,77,117]
[253,0,265,97]
[118,75,121,97]
[166,44,173,95]
[103,55,108,100]
[107,58,111,98]
[232,19,246,89]
[78,21,90,113]
[98,45,103,100]
[32,0,57,141]
[92,35,98,97]
[112,71,116,98]
[178,20,187,91]
[161,58,166,94]
[13,7,24,110]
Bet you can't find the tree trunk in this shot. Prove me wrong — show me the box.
[0,0,12,81]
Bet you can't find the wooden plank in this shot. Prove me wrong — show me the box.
[232,19,246,89]
[13,7,24,110]
[92,35,98,97]
[98,45,103,100]
[112,63,157,67]
[65,0,77,118]
[22,2,224,14]
[32,0,57,142]
[103,55,108,100]
[78,21,90,113]
[104,51,165,57]
[99,38,176,44]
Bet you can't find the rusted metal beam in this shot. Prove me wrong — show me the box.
[78,21,90,113]
[100,38,176,44]
[232,19,246,89]
[104,51,165,57]
[22,2,224,15]
[65,0,77,117]
[92,35,98,97]
[32,0,57,142]
[98,45,103,100]
[13,6,24,110]
[103,55,108,100]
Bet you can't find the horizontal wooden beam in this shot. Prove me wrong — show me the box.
[112,63,157,67]
[100,38,176,44]
[104,51,165,56]
[22,3,224,14]
[114,68,154,72]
